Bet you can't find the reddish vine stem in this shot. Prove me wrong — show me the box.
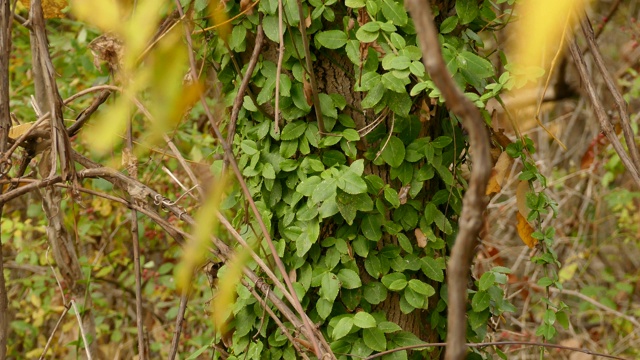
[174,2,329,357]
[405,2,492,360]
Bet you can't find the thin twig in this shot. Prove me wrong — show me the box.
[405,2,492,360]
[568,39,640,188]
[168,286,190,360]
[38,304,70,360]
[66,89,112,137]
[374,113,395,161]
[70,300,93,360]
[295,0,324,135]
[580,15,640,178]
[227,20,264,144]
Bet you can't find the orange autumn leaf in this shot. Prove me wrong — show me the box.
[20,0,67,18]
[516,212,537,248]
[415,228,427,248]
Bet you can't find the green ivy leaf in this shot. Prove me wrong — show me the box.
[338,268,362,289]
[316,298,333,319]
[472,290,490,312]
[420,257,444,282]
[296,176,322,196]
[361,213,383,241]
[363,282,387,304]
[332,316,354,340]
[440,16,459,34]
[380,0,408,26]
[345,0,365,8]
[363,327,387,352]
[312,178,337,204]
[381,72,407,93]
[281,121,307,140]
[408,279,435,297]
[378,321,402,333]
[478,272,496,291]
[381,136,405,168]
[337,169,368,194]
[381,272,407,291]
[322,272,341,301]
[361,82,385,109]
[456,0,479,25]
[353,311,377,328]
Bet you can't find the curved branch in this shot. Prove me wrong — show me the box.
[405,2,492,360]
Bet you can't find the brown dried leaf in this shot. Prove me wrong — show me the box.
[303,76,313,106]
[516,180,530,219]
[486,151,514,195]
[239,0,254,15]
[415,228,427,248]
[516,212,537,248]
[88,33,124,72]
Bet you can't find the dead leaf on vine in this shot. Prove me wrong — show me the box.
[415,228,427,248]
[516,180,530,219]
[516,212,537,248]
[486,151,513,195]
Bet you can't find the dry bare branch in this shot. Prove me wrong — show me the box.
[405,2,492,360]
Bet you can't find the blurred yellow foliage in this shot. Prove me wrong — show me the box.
[19,0,67,18]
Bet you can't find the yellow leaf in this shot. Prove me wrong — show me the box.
[209,0,231,41]
[19,0,68,18]
[176,175,229,289]
[508,0,587,86]
[516,212,537,248]
[211,249,250,332]
[8,123,35,139]
[558,262,578,283]
[72,0,121,32]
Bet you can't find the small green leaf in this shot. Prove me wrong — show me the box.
[337,169,368,194]
[378,321,402,333]
[345,0,365,8]
[361,83,385,109]
[363,327,387,352]
[408,279,435,297]
[353,312,377,328]
[316,30,347,50]
[361,214,383,241]
[363,281,387,304]
[440,16,458,34]
[332,316,354,340]
[338,268,362,289]
[381,272,407,291]
[381,136,405,168]
[380,0,408,26]
[421,257,444,282]
[456,0,479,25]
[322,272,340,301]
[281,121,307,140]
[296,176,322,196]
[316,298,333,319]
[478,272,496,291]
[472,290,490,311]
